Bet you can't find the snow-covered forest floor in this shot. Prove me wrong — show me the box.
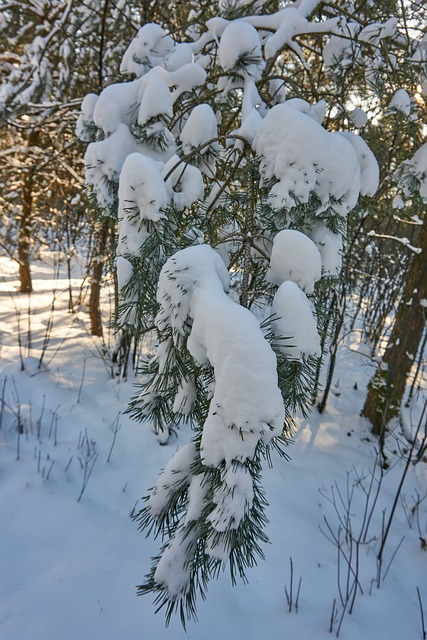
[1,252,426,640]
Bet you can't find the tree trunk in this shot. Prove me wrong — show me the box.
[362,220,427,435]
[89,216,112,336]
[18,170,33,293]
[18,132,39,293]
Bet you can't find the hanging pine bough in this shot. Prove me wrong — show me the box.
[76,0,382,626]
[134,245,288,626]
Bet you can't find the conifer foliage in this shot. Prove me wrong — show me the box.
[78,0,383,625]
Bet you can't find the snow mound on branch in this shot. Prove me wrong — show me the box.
[117,152,168,257]
[162,155,205,210]
[93,79,141,136]
[306,223,343,277]
[387,88,411,115]
[272,280,321,361]
[267,229,322,294]
[155,245,284,469]
[337,131,379,196]
[189,285,284,466]
[120,23,173,77]
[137,69,173,127]
[84,124,145,209]
[156,244,230,337]
[396,143,427,201]
[218,21,263,80]
[116,256,133,289]
[148,442,196,518]
[75,93,98,140]
[163,42,194,71]
[119,152,168,223]
[180,104,218,153]
[253,104,361,216]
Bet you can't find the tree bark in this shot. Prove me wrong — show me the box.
[18,130,40,293]
[18,166,34,293]
[89,216,112,336]
[362,221,427,435]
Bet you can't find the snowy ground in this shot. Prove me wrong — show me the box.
[0,254,426,640]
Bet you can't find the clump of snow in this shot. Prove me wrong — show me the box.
[172,379,197,414]
[75,93,99,140]
[162,155,205,210]
[119,152,168,223]
[117,152,168,257]
[271,280,320,361]
[155,244,283,469]
[235,78,264,146]
[307,223,343,277]
[218,21,263,80]
[253,104,361,216]
[163,42,194,71]
[156,244,230,338]
[207,465,253,531]
[180,104,219,154]
[395,142,427,201]
[189,285,284,466]
[348,107,368,128]
[120,23,173,77]
[148,442,196,518]
[323,33,355,69]
[93,79,141,136]
[153,524,199,597]
[285,97,327,124]
[179,104,220,175]
[387,88,411,115]
[137,69,173,127]
[266,229,322,294]
[159,63,207,102]
[337,131,379,196]
[255,7,339,63]
[116,255,133,289]
[358,18,397,45]
[84,124,150,210]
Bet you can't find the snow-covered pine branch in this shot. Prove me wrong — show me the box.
[135,244,286,622]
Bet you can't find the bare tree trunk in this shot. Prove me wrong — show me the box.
[89,216,112,336]
[18,130,40,293]
[18,167,33,293]
[362,220,427,435]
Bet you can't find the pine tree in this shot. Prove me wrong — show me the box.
[77,0,384,625]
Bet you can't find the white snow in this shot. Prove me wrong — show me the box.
[388,88,411,115]
[358,18,398,45]
[75,92,99,140]
[337,131,379,196]
[93,79,142,136]
[271,280,321,361]
[137,69,173,127]
[155,245,284,470]
[116,255,133,289]
[117,152,168,257]
[180,104,219,154]
[218,21,263,80]
[253,103,361,216]
[162,155,205,211]
[349,107,368,128]
[396,142,427,201]
[306,223,343,277]
[1,254,426,640]
[120,23,173,77]
[267,229,322,294]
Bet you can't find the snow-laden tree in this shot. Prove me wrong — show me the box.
[77,0,385,624]
[0,0,165,298]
